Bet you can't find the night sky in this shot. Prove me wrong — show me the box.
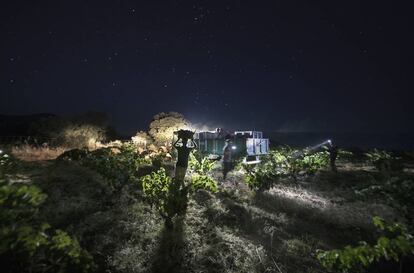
[1,1,413,134]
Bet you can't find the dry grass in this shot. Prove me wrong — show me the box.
[11,144,68,161]
[8,139,122,161]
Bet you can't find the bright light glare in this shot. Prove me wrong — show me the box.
[231,145,237,150]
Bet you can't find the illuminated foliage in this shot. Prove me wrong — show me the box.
[131,130,152,147]
[244,149,288,191]
[148,112,191,146]
[189,152,215,175]
[317,217,414,273]
[245,147,330,191]
[140,152,219,228]
[140,168,188,228]
[141,167,171,209]
[60,124,106,148]
[188,152,218,192]
[300,151,330,175]
[191,174,218,193]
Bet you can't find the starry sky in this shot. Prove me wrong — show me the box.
[1,0,413,134]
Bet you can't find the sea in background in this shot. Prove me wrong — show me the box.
[264,132,414,151]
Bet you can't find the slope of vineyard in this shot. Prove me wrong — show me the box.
[5,155,411,273]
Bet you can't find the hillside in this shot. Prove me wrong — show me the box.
[2,149,413,273]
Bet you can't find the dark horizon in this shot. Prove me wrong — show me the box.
[2,1,413,134]
[2,112,414,137]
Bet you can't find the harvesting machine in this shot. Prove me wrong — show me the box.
[194,128,269,163]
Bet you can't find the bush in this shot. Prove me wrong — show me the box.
[191,175,218,193]
[245,167,277,191]
[140,159,219,228]
[354,176,414,216]
[300,151,330,174]
[317,216,414,273]
[57,144,152,190]
[338,149,355,161]
[140,168,188,228]
[148,112,191,146]
[245,147,330,191]
[244,149,290,191]
[59,124,106,148]
[189,152,215,175]
[188,152,218,192]
[29,113,110,149]
[141,167,171,208]
[365,149,403,172]
[148,147,174,168]
[0,172,95,273]
[131,131,152,147]
[57,148,90,161]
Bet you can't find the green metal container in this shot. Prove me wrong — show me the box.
[194,130,269,162]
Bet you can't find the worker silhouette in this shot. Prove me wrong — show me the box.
[222,138,234,180]
[328,143,338,172]
[173,130,196,182]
